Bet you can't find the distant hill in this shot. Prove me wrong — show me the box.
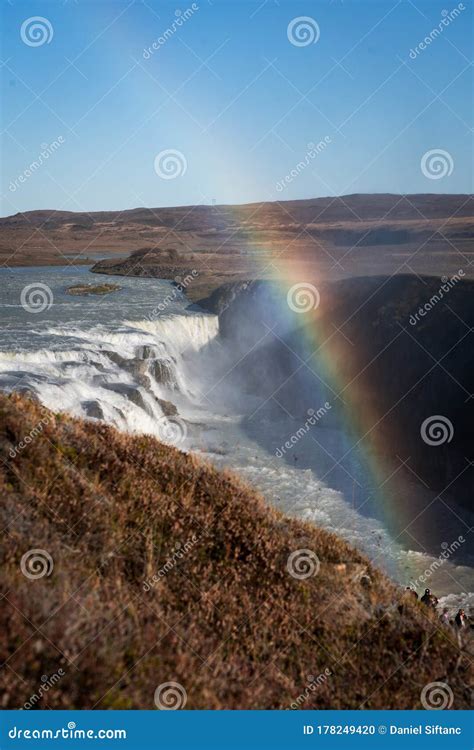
[1,194,473,287]
[2,193,474,227]
[1,393,471,709]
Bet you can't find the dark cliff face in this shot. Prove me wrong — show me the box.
[196,280,256,315]
[202,275,473,514]
[199,280,291,338]
[322,275,473,513]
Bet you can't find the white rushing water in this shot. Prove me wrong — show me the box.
[1,266,472,612]
[0,266,218,437]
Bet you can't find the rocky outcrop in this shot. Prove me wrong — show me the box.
[197,280,255,315]
[198,279,292,343]
[81,399,105,420]
[150,359,176,387]
[102,383,154,416]
[67,283,121,295]
[155,397,178,416]
[91,258,195,283]
[100,349,179,415]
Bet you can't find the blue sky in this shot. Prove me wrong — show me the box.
[0,0,472,215]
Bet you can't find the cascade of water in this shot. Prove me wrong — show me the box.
[0,312,219,438]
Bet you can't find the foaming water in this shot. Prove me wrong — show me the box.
[127,314,219,351]
[183,402,474,611]
[0,266,218,436]
[1,266,472,611]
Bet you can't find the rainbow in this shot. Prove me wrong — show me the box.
[242,237,419,585]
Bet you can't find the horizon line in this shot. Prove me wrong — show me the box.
[2,191,473,220]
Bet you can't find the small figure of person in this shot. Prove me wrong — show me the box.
[421,588,432,605]
[439,607,450,626]
[405,586,418,599]
[421,588,438,608]
[455,608,467,629]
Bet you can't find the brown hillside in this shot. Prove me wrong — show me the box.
[1,195,473,294]
[0,393,471,709]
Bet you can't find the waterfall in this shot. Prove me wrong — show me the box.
[0,312,219,440]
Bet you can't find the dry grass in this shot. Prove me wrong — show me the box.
[2,195,473,289]
[0,394,471,709]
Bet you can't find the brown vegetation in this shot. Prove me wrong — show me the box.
[1,195,473,302]
[0,393,471,709]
